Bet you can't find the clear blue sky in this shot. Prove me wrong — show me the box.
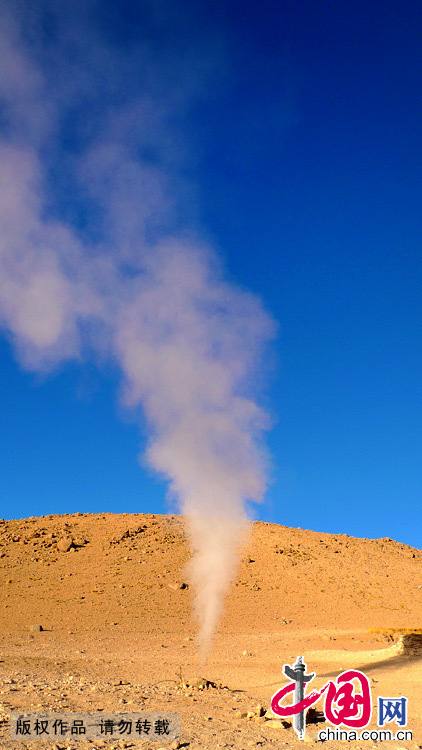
[1,0,421,547]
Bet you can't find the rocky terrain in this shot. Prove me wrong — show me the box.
[0,513,421,749]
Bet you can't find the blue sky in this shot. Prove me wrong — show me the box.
[0,0,421,547]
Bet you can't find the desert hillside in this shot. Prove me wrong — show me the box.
[0,513,421,749]
[1,513,420,635]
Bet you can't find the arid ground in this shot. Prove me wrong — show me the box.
[0,513,421,750]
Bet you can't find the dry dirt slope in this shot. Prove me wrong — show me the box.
[0,513,420,635]
[0,513,421,750]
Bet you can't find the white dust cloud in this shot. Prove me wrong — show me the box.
[0,3,275,653]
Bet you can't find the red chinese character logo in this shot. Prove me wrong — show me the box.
[324,670,372,727]
[271,662,372,731]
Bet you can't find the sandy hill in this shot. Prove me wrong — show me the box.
[0,513,421,750]
[1,513,420,636]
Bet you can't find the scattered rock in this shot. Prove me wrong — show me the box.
[192,676,215,690]
[263,709,291,728]
[306,707,325,724]
[29,624,44,632]
[264,718,290,729]
[180,676,217,691]
[168,581,189,591]
[57,537,74,553]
